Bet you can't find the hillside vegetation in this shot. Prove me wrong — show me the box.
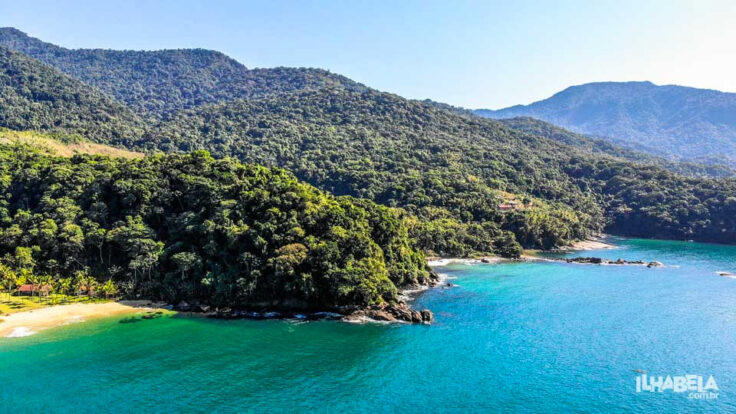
[0,145,430,309]
[0,129,143,159]
[146,89,736,245]
[0,46,146,143]
[0,29,734,254]
[0,27,366,118]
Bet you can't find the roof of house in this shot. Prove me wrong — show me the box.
[18,284,50,292]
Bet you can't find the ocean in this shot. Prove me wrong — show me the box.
[2,238,735,412]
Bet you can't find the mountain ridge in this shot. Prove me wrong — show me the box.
[0,27,367,117]
[475,81,736,164]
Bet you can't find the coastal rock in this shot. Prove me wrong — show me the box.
[312,312,342,320]
[371,311,398,322]
[566,257,603,264]
[342,303,434,324]
[420,309,434,323]
[561,257,662,267]
[174,301,192,311]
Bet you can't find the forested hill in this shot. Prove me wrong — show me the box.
[498,117,736,179]
[146,88,736,245]
[475,81,736,165]
[0,27,366,118]
[1,29,735,250]
[0,46,145,143]
[0,145,431,308]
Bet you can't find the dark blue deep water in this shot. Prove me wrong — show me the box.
[2,238,735,412]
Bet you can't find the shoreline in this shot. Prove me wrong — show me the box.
[426,236,616,268]
[0,300,166,338]
[564,236,616,251]
[427,256,509,267]
[0,237,617,338]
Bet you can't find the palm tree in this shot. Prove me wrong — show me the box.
[100,279,118,299]
[56,278,72,302]
[73,270,88,297]
[38,275,53,303]
[85,276,99,299]
[0,263,17,300]
[26,273,40,302]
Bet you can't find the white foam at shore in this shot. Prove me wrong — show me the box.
[5,327,35,338]
[399,272,452,302]
[427,258,479,266]
[61,315,85,325]
[427,257,507,267]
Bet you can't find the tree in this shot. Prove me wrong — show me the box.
[100,279,118,299]
[0,262,17,299]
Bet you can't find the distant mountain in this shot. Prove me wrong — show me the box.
[0,27,366,117]
[498,117,736,178]
[475,81,736,164]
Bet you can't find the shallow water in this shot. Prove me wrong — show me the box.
[2,238,735,412]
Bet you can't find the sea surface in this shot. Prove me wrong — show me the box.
[2,238,736,413]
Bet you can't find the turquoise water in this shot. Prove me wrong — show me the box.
[2,238,736,413]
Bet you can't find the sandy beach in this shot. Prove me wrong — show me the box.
[567,238,616,251]
[0,301,164,338]
[427,256,507,267]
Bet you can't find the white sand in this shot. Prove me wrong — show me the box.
[568,238,616,250]
[0,301,163,338]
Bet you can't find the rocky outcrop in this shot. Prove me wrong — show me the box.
[171,271,440,324]
[172,300,434,324]
[562,257,664,267]
[342,302,434,324]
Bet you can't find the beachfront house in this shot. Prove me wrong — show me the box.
[16,284,51,296]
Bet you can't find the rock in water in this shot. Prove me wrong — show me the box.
[420,309,434,323]
[343,303,434,324]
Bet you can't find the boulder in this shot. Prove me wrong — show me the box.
[370,310,397,322]
[647,261,664,268]
[420,309,434,323]
[175,301,191,311]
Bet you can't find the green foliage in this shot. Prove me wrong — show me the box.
[0,28,366,118]
[0,46,146,141]
[1,29,735,252]
[0,145,430,309]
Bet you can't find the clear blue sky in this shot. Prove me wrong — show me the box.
[2,0,735,108]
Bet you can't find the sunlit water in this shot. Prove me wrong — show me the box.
[2,238,736,412]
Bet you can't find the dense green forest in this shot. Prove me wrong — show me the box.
[0,144,431,308]
[0,46,145,142]
[0,27,365,118]
[1,28,735,258]
[145,88,736,244]
[147,88,600,251]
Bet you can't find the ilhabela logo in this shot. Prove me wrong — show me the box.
[636,374,719,400]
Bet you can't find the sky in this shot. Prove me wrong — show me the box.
[1,0,735,109]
